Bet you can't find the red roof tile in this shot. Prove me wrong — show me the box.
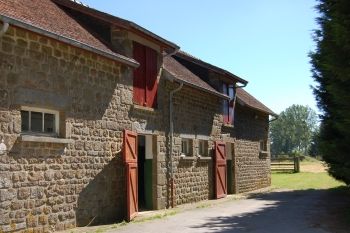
[52,0,179,51]
[236,88,277,117]
[0,0,139,67]
[0,0,114,52]
[163,56,228,98]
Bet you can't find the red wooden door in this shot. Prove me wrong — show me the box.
[123,130,138,221]
[214,141,227,199]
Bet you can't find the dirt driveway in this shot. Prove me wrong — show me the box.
[66,188,349,233]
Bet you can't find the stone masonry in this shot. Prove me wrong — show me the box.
[0,25,138,232]
[227,105,271,193]
[0,22,272,233]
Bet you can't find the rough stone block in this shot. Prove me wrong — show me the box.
[18,187,30,200]
[0,188,17,201]
[0,174,11,188]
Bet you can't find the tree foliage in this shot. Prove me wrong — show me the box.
[270,105,318,156]
[310,0,350,184]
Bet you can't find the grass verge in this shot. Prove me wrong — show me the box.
[271,172,345,190]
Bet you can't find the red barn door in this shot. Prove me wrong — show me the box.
[214,141,227,199]
[123,130,138,221]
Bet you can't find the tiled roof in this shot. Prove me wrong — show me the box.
[176,51,248,85]
[51,0,179,51]
[163,56,228,99]
[0,0,115,54]
[236,88,277,117]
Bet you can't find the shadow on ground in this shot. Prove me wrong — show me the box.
[190,187,350,233]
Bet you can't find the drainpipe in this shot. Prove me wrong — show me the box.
[169,81,183,208]
[0,18,9,37]
[160,47,180,208]
[232,83,247,126]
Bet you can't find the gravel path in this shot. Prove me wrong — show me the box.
[103,189,332,233]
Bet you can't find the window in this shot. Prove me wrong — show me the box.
[21,107,59,136]
[181,138,192,156]
[260,140,268,152]
[133,41,158,108]
[198,140,208,157]
[222,83,235,124]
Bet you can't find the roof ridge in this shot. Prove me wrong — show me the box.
[175,50,248,84]
[69,0,89,7]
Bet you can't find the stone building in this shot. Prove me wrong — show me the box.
[0,0,277,232]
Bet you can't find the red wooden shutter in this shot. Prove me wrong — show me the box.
[222,83,229,124]
[228,85,234,124]
[133,42,146,106]
[146,47,158,108]
[214,141,227,199]
[123,130,138,221]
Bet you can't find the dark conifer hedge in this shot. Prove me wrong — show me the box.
[310,0,350,184]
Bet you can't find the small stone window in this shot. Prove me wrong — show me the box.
[260,140,268,152]
[198,140,208,157]
[21,107,59,136]
[181,138,193,157]
[259,140,268,158]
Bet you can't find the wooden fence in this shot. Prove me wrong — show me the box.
[271,157,300,173]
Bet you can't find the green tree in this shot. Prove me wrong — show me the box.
[270,105,318,156]
[309,128,320,157]
[310,0,350,184]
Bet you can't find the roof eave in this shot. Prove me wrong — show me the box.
[51,0,180,51]
[163,70,230,100]
[175,52,248,85]
[0,14,139,68]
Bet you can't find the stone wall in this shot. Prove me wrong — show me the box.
[0,25,140,232]
[0,23,272,233]
[232,105,271,193]
[169,85,222,205]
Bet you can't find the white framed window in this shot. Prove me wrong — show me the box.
[198,140,208,157]
[181,138,192,156]
[21,106,59,136]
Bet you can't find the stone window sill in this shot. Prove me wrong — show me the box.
[132,104,157,112]
[198,156,212,161]
[20,135,74,144]
[259,151,269,158]
[222,123,234,128]
[180,155,196,160]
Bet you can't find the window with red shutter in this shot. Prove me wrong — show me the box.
[222,83,235,124]
[133,42,158,108]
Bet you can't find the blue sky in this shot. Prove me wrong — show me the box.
[82,0,319,114]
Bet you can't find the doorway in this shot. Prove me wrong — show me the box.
[137,135,153,210]
[226,142,234,194]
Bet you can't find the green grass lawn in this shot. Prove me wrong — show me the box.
[271,172,345,190]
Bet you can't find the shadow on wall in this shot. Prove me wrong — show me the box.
[76,155,126,226]
[189,187,350,233]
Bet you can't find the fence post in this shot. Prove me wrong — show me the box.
[294,157,300,173]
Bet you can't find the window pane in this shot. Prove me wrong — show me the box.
[21,111,29,131]
[228,85,234,99]
[44,113,55,133]
[223,100,229,123]
[182,140,187,154]
[31,111,43,132]
[222,83,228,95]
[199,140,208,156]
